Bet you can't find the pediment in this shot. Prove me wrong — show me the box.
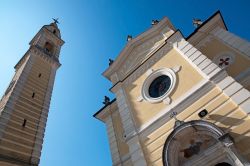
[103,17,176,83]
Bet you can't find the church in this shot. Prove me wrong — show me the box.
[94,11,250,166]
[0,20,64,165]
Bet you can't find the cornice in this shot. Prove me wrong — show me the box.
[186,10,227,45]
[93,99,118,122]
[14,46,61,70]
[102,17,175,81]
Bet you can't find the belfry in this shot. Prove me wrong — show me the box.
[94,11,250,166]
[0,21,64,165]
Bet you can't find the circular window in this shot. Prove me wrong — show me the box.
[148,75,171,98]
[141,68,176,103]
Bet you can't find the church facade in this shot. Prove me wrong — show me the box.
[94,11,250,166]
[0,21,64,165]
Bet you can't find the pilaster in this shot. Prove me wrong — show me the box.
[174,36,250,114]
[113,83,147,166]
[104,115,122,166]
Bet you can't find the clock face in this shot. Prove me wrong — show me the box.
[148,75,171,98]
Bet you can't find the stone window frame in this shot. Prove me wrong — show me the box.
[140,67,180,104]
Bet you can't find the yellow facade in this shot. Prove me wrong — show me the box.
[125,48,204,127]
[95,11,250,166]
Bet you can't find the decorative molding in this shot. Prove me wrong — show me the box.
[126,135,147,166]
[217,76,250,113]
[140,67,179,104]
[139,79,212,138]
[175,37,250,114]
[162,120,248,166]
[103,17,176,82]
[174,38,222,80]
[104,115,122,165]
[235,67,250,81]
[146,69,154,76]
[121,31,183,87]
[123,43,172,86]
[113,85,147,165]
[211,27,250,59]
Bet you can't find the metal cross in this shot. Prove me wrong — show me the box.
[52,18,59,24]
[219,57,230,66]
[170,112,178,121]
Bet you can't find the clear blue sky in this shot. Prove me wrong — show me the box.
[0,0,250,165]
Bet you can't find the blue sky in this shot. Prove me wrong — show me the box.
[0,0,250,165]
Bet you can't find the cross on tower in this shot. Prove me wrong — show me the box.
[170,112,178,120]
[52,18,59,24]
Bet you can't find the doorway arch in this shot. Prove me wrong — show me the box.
[162,120,245,166]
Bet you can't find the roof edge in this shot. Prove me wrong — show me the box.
[93,98,116,119]
[186,10,228,40]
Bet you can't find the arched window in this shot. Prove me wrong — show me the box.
[44,42,54,54]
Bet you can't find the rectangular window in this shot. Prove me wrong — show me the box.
[32,92,35,98]
[22,119,27,127]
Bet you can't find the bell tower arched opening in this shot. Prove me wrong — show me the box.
[44,41,54,54]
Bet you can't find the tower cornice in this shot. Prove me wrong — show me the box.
[14,46,61,70]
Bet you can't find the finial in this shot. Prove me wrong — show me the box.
[192,18,202,28]
[109,59,114,66]
[170,112,184,128]
[127,35,132,41]
[151,20,159,25]
[52,18,59,24]
[103,96,110,105]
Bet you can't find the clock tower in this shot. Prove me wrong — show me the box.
[0,21,64,165]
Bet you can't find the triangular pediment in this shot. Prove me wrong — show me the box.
[103,17,176,83]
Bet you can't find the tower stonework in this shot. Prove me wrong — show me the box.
[0,22,64,165]
[94,11,250,166]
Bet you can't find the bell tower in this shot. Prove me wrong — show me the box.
[0,20,64,165]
